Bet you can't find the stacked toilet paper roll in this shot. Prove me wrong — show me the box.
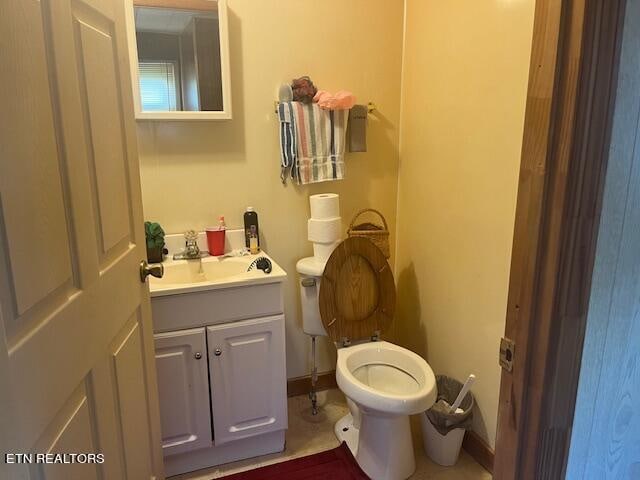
[308,194,341,262]
[310,193,340,218]
[308,217,341,243]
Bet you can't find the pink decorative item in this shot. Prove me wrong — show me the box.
[313,90,357,110]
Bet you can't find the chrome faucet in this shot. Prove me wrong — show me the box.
[173,230,209,260]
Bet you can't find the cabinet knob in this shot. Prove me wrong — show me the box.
[194,352,202,360]
[214,348,222,356]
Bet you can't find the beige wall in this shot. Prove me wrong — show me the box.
[138,0,535,447]
[395,0,534,447]
[137,0,404,379]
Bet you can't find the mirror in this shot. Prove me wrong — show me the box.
[126,0,232,120]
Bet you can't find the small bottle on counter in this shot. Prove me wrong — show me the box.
[244,207,260,250]
[249,225,259,254]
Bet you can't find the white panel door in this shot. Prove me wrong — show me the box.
[155,328,212,456]
[207,316,287,445]
[0,0,163,479]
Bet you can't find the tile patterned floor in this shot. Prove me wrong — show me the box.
[172,389,492,479]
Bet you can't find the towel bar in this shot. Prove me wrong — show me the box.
[274,101,377,114]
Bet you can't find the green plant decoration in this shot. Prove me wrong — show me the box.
[145,221,165,249]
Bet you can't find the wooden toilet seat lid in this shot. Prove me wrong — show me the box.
[319,237,396,343]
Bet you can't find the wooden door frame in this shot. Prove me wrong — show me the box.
[494,0,627,478]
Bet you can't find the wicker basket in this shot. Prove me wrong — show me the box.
[347,208,391,258]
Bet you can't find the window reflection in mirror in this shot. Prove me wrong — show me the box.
[134,3,223,112]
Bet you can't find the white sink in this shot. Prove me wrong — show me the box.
[149,253,286,297]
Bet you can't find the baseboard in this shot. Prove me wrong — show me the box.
[462,430,494,474]
[287,370,337,397]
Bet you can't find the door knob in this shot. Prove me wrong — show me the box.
[214,348,222,356]
[140,260,164,282]
[194,352,202,360]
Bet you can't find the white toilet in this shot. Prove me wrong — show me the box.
[297,237,436,480]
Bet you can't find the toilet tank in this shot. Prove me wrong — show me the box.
[296,257,328,337]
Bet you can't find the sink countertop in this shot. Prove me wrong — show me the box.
[150,230,286,297]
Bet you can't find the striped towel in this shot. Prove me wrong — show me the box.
[291,102,348,184]
[277,102,297,184]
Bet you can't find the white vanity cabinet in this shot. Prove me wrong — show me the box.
[149,256,288,477]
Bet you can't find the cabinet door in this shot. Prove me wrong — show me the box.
[154,328,211,456]
[207,315,287,445]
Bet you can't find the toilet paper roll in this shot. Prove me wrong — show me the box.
[308,217,342,243]
[313,241,340,263]
[310,193,340,219]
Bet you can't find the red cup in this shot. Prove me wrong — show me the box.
[206,228,226,256]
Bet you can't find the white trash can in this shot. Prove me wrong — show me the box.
[421,413,466,466]
[420,375,474,466]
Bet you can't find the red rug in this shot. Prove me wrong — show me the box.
[220,442,369,479]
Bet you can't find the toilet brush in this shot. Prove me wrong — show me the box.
[448,374,476,414]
